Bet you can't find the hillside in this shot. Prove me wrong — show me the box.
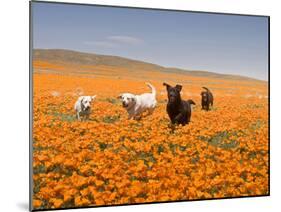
[33,49,264,82]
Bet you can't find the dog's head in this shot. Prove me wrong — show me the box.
[80,95,96,110]
[118,93,136,109]
[201,92,208,102]
[163,83,182,104]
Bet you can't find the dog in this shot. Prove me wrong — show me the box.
[201,87,213,111]
[74,95,97,120]
[163,83,195,126]
[118,83,157,120]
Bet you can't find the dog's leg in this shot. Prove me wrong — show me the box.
[168,123,176,133]
[128,113,134,120]
[174,113,184,124]
[77,112,81,121]
[134,115,142,121]
[186,116,191,124]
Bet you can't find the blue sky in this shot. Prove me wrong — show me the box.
[32,2,269,80]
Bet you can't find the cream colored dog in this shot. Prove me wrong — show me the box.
[74,95,96,120]
[118,83,157,120]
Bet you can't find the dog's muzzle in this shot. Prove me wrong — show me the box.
[83,106,90,111]
[122,102,128,108]
[169,96,176,102]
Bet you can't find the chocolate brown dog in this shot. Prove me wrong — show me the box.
[163,83,195,125]
[201,87,213,111]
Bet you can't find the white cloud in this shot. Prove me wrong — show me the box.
[83,35,143,48]
[107,35,143,45]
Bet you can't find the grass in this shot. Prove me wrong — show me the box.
[53,165,73,176]
[249,119,266,131]
[33,164,46,175]
[33,138,51,152]
[97,141,113,151]
[99,142,108,151]
[33,179,45,194]
[105,97,119,105]
[208,186,219,197]
[157,144,165,154]
[191,154,200,164]
[102,115,121,123]
[198,131,239,150]
[46,107,77,122]
[243,104,264,109]
[137,151,156,164]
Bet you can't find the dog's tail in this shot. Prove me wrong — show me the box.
[146,82,156,96]
[202,87,210,92]
[187,99,196,105]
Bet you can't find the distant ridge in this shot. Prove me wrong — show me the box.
[33,49,265,82]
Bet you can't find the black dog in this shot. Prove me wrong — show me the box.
[163,83,195,126]
[201,87,213,111]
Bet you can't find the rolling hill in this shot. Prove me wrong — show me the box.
[33,49,264,82]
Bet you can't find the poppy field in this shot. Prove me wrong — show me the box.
[32,61,269,210]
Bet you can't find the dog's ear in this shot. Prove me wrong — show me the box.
[91,95,97,100]
[78,96,84,102]
[79,96,85,108]
[163,82,171,89]
[175,84,182,92]
[130,96,136,102]
[117,94,122,99]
